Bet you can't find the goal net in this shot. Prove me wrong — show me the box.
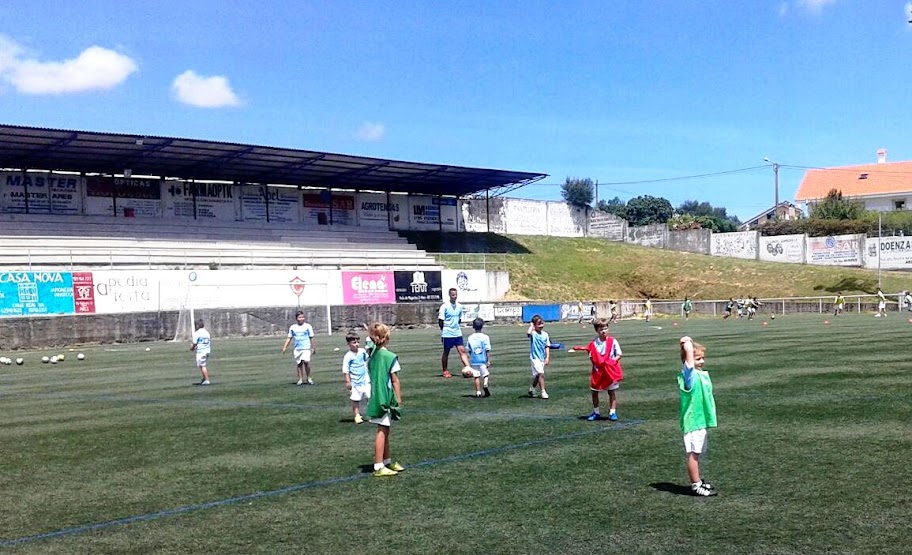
[171,281,332,342]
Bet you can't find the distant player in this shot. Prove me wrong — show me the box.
[682,297,693,321]
[736,297,745,318]
[438,288,469,378]
[608,300,619,323]
[905,291,912,312]
[833,293,845,316]
[877,288,887,317]
[644,298,653,323]
[190,319,211,386]
[747,297,761,320]
[573,318,623,421]
[527,315,551,399]
[577,300,586,324]
[679,336,718,497]
[722,298,735,320]
[342,332,370,423]
[281,310,316,386]
[465,318,492,397]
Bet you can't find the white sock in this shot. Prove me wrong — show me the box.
[374,462,384,471]
[609,409,616,415]
[383,458,392,466]
[592,408,600,414]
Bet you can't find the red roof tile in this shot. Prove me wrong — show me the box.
[795,161,912,201]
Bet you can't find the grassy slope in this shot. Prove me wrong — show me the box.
[405,232,912,301]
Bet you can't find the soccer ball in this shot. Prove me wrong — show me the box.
[770,314,775,320]
[57,354,65,362]
[461,366,474,378]
[41,356,50,363]
[0,357,7,365]
[77,353,86,360]
[15,358,23,365]
[50,356,58,364]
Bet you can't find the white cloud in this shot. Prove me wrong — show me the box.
[0,35,137,95]
[171,70,241,108]
[356,121,385,142]
[796,0,836,14]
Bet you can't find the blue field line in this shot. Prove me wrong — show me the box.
[0,419,642,548]
[19,391,585,421]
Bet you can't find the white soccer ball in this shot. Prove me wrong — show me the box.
[15,358,23,365]
[41,356,50,363]
[145,347,151,352]
[77,353,86,360]
[461,366,474,378]
[770,314,775,320]
[3,358,10,366]
[50,356,58,364]
[57,354,65,362]
[0,357,7,365]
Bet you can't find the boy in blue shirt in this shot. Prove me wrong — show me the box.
[438,288,470,378]
[526,315,551,399]
[342,332,370,423]
[281,310,316,386]
[465,318,492,398]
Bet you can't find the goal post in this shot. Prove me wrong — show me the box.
[171,281,332,342]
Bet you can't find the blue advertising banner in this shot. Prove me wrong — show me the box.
[522,304,561,323]
[0,271,75,317]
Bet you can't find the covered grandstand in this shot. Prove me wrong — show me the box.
[0,125,547,270]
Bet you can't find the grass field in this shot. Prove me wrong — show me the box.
[2,313,911,554]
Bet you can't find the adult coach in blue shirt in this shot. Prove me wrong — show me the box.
[439,287,470,378]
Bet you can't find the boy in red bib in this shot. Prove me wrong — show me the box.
[573,318,624,421]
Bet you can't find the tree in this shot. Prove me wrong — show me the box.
[810,189,865,220]
[625,195,673,226]
[676,199,741,231]
[597,196,627,219]
[561,177,594,208]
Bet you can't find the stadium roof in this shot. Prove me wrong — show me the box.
[0,124,546,197]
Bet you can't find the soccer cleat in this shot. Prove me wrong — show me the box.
[389,462,405,472]
[528,388,536,398]
[483,386,491,397]
[307,379,315,385]
[296,379,304,386]
[354,414,364,424]
[540,391,549,399]
[701,480,715,491]
[691,482,717,497]
[476,391,483,397]
[198,380,210,386]
[372,466,398,477]
[442,371,453,378]
[586,411,600,421]
[608,413,618,421]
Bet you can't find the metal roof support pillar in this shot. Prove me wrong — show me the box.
[191,178,198,220]
[486,190,490,233]
[437,194,443,232]
[386,191,392,231]
[21,169,29,214]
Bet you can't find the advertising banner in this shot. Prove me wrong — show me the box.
[162,180,237,220]
[408,196,458,231]
[546,202,586,237]
[85,176,163,218]
[0,271,75,317]
[72,272,96,314]
[864,236,912,270]
[759,234,805,263]
[588,210,626,240]
[504,198,547,235]
[303,191,356,226]
[460,303,495,322]
[806,234,864,266]
[240,185,299,223]
[493,305,522,318]
[710,230,758,260]
[441,269,488,302]
[393,270,442,302]
[357,192,402,229]
[341,271,396,304]
[0,171,82,214]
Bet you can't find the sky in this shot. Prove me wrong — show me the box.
[0,0,910,221]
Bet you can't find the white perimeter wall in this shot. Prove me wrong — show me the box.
[710,230,758,260]
[758,234,806,263]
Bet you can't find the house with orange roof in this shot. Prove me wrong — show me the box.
[795,158,912,213]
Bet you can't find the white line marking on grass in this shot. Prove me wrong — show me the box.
[0,420,642,547]
[22,392,586,421]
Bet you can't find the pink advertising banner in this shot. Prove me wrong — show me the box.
[342,271,396,305]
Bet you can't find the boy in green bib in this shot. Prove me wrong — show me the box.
[367,323,404,477]
[679,336,717,496]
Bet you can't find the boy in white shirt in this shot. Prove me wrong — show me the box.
[190,319,211,386]
[342,332,371,423]
[465,318,492,398]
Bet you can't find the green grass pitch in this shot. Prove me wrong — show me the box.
[1,313,911,554]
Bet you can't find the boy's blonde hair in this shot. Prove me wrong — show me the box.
[369,322,391,347]
[680,341,706,362]
[592,317,610,331]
